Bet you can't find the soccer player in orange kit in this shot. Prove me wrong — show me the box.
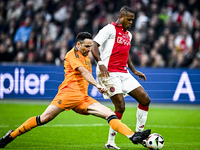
[0,32,151,148]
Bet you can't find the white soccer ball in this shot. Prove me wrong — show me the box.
[146,133,164,150]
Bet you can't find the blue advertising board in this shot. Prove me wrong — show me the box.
[0,64,200,104]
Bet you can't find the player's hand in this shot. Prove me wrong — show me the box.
[96,84,107,94]
[99,65,110,78]
[134,71,146,81]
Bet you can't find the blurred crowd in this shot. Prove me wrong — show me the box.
[0,0,200,68]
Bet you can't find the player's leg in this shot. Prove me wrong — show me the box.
[110,93,125,115]
[128,86,151,132]
[121,73,150,132]
[87,103,151,144]
[11,105,63,138]
[105,93,125,149]
[0,105,63,148]
[98,74,124,149]
[87,102,132,136]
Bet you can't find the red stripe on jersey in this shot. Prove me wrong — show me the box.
[107,22,131,73]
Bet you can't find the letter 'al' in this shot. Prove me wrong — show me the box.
[173,71,195,102]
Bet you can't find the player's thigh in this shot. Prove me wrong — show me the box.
[87,103,115,119]
[98,73,123,98]
[72,96,99,115]
[121,73,141,94]
[51,88,85,110]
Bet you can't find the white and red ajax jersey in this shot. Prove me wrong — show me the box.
[94,22,132,74]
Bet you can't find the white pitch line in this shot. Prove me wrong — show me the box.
[42,123,108,127]
[44,124,200,130]
[0,124,200,130]
[145,125,200,130]
[0,125,9,128]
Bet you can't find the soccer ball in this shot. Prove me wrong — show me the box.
[146,133,164,150]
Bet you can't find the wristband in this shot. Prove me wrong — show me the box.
[97,61,104,65]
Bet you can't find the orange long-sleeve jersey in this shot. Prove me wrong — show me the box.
[58,47,92,95]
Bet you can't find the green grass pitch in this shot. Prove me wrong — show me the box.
[0,100,200,150]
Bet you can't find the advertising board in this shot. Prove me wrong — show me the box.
[0,64,199,104]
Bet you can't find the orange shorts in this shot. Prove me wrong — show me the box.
[50,88,99,115]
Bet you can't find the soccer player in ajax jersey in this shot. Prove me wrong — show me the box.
[92,6,151,149]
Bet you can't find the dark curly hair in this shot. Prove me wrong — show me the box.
[75,32,92,44]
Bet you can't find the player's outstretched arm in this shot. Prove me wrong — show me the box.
[127,55,146,81]
[77,66,107,93]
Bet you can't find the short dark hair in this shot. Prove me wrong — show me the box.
[75,32,92,43]
[119,6,134,16]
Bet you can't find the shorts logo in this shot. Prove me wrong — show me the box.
[58,100,62,104]
[110,86,115,92]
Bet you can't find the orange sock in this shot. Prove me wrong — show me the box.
[10,116,38,138]
[109,119,134,137]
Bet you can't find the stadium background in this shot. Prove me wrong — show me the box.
[0,0,200,104]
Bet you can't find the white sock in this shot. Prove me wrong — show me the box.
[107,126,117,144]
[107,111,122,144]
[136,108,148,132]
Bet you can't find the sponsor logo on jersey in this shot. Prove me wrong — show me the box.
[117,36,130,46]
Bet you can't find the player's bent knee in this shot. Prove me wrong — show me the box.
[144,97,151,106]
[116,105,125,114]
[115,102,125,114]
[140,96,151,106]
[148,97,151,104]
